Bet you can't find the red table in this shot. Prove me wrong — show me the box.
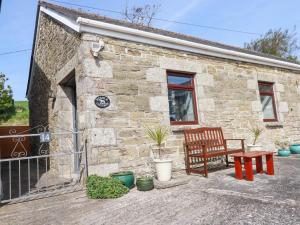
[230,151,274,181]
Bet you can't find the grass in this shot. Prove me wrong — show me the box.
[1,101,29,126]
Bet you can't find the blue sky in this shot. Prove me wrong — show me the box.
[0,0,300,100]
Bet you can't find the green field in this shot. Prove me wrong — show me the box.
[1,101,29,126]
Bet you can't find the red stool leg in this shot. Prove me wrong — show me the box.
[234,156,243,179]
[244,157,254,181]
[255,156,263,173]
[266,154,274,175]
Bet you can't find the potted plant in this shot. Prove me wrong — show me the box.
[145,126,172,182]
[110,171,135,189]
[275,140,290,157]
[289,144,300,154]
[247,126,264,151]
[136,176,154,191]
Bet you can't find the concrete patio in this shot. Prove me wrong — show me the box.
[0,156,299,225]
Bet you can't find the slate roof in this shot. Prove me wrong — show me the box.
[40,1,300,65]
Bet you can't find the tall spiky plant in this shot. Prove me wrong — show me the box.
[249,126,264,145]
[145,126,168,159]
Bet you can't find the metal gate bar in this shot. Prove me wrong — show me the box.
[0,151,85,203]
[0,128,86,204]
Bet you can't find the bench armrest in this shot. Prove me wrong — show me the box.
[224,139,245,152]
[224,138,245,141]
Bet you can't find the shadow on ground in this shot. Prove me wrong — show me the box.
[0,156,299,225]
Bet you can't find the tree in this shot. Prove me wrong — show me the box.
[0,73,15,123]
[124,4,160,27]
[0,0,2,12]
[244,28,300,62]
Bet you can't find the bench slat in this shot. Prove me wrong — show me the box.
[184,127,245,177]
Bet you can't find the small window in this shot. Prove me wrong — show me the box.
[167,72,198,125]
[258,82,278,122]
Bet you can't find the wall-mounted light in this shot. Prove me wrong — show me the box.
[90,39,105,57]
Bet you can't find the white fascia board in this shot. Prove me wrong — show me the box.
[27,7,80,97]
[40,6,80,32]
[76,17,300,71]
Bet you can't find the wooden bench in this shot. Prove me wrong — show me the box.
[183,127,245,177]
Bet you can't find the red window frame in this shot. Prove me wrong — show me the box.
[167,71,198,125]
[258,81,278,122]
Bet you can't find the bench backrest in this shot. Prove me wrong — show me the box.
[184,127,225,152]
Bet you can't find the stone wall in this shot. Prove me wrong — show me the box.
[28,12,80,159]
[76,33,300,176]
[28,14,300,177]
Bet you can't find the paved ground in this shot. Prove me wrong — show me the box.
[0,156,299,225]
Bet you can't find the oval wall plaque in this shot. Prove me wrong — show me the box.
[95,96,110,108]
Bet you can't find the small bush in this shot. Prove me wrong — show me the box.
[86,175,129,199]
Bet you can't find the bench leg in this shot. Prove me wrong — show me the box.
[203,157,208,178]
[185,156,191,175]
[244,158,254,181]
[266,154,274,175]
[184,144,191,175]
[234,156,243,179]
[255,156,263,174]
[225,155,229,167]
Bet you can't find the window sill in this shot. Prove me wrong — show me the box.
[170,125,200,133]
[264,121,283,129]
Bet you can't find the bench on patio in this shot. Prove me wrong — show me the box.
[183,127,245,177]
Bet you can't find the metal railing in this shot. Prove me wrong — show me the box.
[0,127,87,204]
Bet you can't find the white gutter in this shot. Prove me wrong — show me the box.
[39,6,300,71]
[40,6,80,32]
[76,17,300,71]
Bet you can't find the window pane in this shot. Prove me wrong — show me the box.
[167,75,192,86]
[168,89,195,122]
[259,83,273,93]
[260,95,275,120]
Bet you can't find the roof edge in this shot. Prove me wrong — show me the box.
[28,1,300,93]
[76,17,300,71]
[26,3,41,97]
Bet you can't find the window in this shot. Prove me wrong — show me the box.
[167,71,198,125]
[258,81,277,122]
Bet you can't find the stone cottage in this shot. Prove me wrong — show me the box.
[27,1,300,176]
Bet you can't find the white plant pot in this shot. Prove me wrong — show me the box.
[153,158,172,182]
[247,144,263,152]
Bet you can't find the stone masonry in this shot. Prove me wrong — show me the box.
[27,13,81,176]
[28,12,300,177]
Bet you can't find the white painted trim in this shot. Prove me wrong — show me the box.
[27,7,80,97]
[37,7,300,71]
[76,17,300,71]
[40,6,80,32]
[27,9,43,98]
